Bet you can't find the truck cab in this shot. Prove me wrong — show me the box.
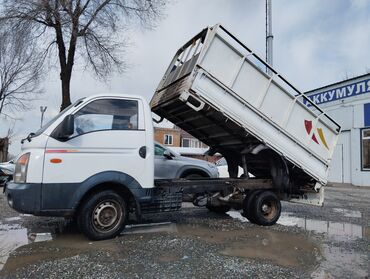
[6,94,156,239]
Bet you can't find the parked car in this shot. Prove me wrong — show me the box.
[154,143,218,179]
[0,160,14,187]
[215,157,249,178]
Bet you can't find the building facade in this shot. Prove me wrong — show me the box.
[154,127,181,147]
[305,73,370,186]
[179,129,208,149]
[154,126,219,162]
[154,126,206,148]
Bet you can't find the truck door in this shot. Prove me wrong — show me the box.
[43,98,149,199]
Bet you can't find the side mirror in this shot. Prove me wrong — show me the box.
[163,150,173,159]
[58,115,75,139]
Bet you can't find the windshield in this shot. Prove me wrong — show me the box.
[33,98,85,137]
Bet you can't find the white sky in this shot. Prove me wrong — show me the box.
[1,0,370,155]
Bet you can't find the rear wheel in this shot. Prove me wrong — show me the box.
[247,191,281,226]
[242,190,263,223]
[77,190,127,240]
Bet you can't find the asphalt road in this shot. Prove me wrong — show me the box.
[0,186,369,279]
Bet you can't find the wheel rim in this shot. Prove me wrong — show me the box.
[260,199,278,221]
[92,200,123,233]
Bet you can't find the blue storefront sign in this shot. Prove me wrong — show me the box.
[305,78,370,106]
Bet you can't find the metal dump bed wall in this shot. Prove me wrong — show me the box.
[151,25,341,185]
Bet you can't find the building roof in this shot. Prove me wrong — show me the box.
[305,72,370,94]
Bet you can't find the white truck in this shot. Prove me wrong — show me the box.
[5,25,341,240]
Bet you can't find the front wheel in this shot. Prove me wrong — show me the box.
[77,190,127,240]
[248,190,281,226]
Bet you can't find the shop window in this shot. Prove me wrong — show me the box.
[164,134,173,145]
[362,128,370,170]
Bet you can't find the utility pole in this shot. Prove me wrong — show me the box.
[266,0,273,75]
[40,106,47,128]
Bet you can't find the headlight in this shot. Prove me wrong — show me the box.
[14,153,30,183]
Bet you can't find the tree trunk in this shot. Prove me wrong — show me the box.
[60,71,72,111]
[54,13,73,112]
[0,137,9,163]
[55,9,79,112]
[0,94,5,114]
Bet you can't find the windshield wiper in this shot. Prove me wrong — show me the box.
[21,133,35,144]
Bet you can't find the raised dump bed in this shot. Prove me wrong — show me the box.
[151,24,341,204]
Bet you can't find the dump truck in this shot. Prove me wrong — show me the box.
[151,24,341,205]
[5,24,341,240]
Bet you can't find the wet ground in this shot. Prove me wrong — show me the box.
[0,185,369,279]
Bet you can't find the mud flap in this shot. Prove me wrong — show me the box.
[287,182,324,206]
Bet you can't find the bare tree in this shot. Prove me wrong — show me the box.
[0,0,166,111]
[0,26,43,115]
[0,137,9,162]
[0,121,16,161]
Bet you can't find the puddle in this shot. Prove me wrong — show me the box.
[123,222,178,235]
[122,220,321,269]
[0,217,123,274]
[0,220,177,273]
[175,223,320,268]
[0,222,56,270]
[0,212,366,276]
[28,232,53,242]
[219,230,320,268]
[226,210,369,276]
[227,210,367,240]
[0,224,28,271]
[4,217,22,222]
[0,229,121,273]
[278,212,366,240]
[332,208,362,218]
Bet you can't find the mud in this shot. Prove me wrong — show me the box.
[177,222,320,270]
[1,227,121,273]
[0,186,369,278]
[0,221,322,275]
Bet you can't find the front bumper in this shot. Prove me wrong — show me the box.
[5,182,42,214]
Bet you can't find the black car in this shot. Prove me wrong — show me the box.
[0,161,14,187]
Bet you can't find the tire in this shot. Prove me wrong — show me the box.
[248,191,281,226]
[206,204,230,214]
[242,190,263,223]
[77,190,127,240]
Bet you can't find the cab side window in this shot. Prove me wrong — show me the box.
[73,99,138,136]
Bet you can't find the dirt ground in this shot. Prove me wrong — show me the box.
[0,185,369,279]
